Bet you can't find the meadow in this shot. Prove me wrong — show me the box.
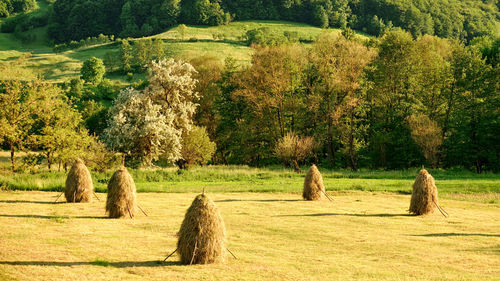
[1,153,499,280]
[0,191,498,280]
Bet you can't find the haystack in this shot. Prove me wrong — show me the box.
[409,169,438,215]
[303,164,325,200]
[106,167,137,218]
[177,194,226,264]
[64,159,93,203]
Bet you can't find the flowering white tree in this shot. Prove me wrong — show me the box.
[104,59,199,164]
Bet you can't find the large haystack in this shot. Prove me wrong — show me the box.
[409,169,438,215]
[64,159,93,203]
[106,167,137,218]
[303,164,325,200]
[177,194,226,264]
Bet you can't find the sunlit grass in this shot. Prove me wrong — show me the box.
[0,191,498,280]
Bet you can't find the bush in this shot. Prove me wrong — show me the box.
[176,126,216,169]
[275,132,315,172]
[244,27,288,46]
[81,57,105,84]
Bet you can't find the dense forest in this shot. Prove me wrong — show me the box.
[1,29,499,172]
[1,0,499,42]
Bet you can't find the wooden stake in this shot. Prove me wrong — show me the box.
[436,202,449,217]
[54,192,63,203]
[163,248,177,262]
[433,201,448,218]
[321,189,334,201]
[93,192,101,201]
[126,204,133,219]
[137,204,148,216]
[227,248,237,259]
[190,240,198,265]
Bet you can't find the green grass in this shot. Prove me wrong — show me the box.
[0,191,498,280]
[1,164,499,204]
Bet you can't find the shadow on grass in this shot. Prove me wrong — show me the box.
[0,260,181,267]
[216,199,303,203]
[0,214,108,219]
[0,200,64,205]
[276,213,414,218]
[414,233,500,237]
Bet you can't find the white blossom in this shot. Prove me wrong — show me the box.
[104,59,199,164]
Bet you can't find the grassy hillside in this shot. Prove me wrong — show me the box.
[0,18,359,83]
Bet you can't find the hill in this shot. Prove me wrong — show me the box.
[0,20,355,82]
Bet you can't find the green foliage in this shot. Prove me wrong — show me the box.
[176,126,216,169]
[120,39,133,73]
[81,57,106,84]
[0,79,101,171]
[0,0,37,18]
[180,0,230,26]
[244,27,288,46]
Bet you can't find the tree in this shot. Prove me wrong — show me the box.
[120,39,133,72]
[190,55,222,139]
[275,132,315,172]
[407,114,442,168]
[134,39,148,69]
[0,80,92,171]
[0,81,38,171]
[311,32,375,169]
[176,126,216,169]
[178,24,187,40]
[365,29,422,168]
[105,59,199,165]
[237,44,307,139]
[444,45,499,173]
[81,57,105,84]
[151,38,166,60]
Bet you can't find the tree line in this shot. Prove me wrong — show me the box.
[1,29,499,173]
[192,30,500,172]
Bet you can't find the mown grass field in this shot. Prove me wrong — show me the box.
[0,191,498,280]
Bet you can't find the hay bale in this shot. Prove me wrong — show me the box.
[409,169,438,215]
[303,164,325,201]
[177,194,226,264]
[105,167,137,218]
[64,159,93,203]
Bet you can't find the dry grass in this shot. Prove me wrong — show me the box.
[106,167,137,218]
[0,191,498,280]
[303,165,325,200]
[409,169,438,215]
[177,194,226,264]
[64,159,93,203]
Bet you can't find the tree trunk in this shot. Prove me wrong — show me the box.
[292,160,301,173]
[349,110,357,171]
[475,160,482,174]
[10,142,15,172]
[47,153,52,171]
[327,122,335,168]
